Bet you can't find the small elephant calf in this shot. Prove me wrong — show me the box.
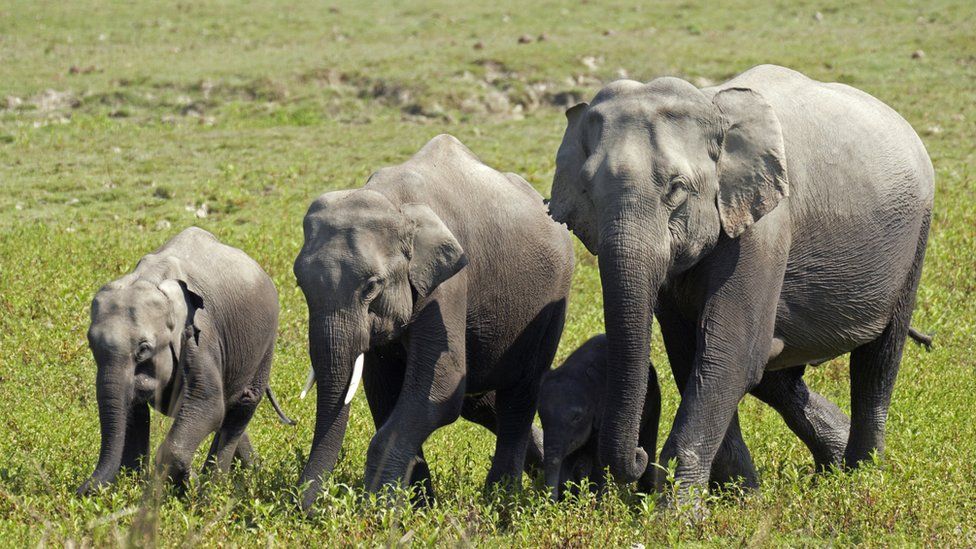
[538,335,659,500]
[78,227,292,495]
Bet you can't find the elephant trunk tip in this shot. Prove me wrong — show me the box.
[602,443,648,484]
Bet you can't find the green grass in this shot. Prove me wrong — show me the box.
[1,0,974,545]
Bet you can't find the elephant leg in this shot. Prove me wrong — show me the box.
[657,297,758,490]
[362,343,434,503]
[461,392,545,475]
[233,432,254,466]
[203,393,259,473]
[659,226,787,498]
[846,215,927,468]
[156,334,224,489]
[156,395,223,489]
[121,401,151,472]
[485,302,565,490]
[363,302,465,494]
[750,366,849,469]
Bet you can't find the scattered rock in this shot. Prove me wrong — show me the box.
[66,198,79,205]
[484,90,511,113]
[15,203,23,210]
[155,219,172,231]
[4,96,22,109]
[814,11,824,22]
[924,125,942,135]
[32,89,80,112]
[616,68,629,79]
[68,65,97,75]
[912,49,925,59]
[603,29,617,36]
[518,34,533,44]
[580,55,601,70]
[195,203,209,218]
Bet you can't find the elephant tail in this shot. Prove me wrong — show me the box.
[265,387,297,426]
[907,326,934,351]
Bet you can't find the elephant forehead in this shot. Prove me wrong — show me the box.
[298,225,404,281]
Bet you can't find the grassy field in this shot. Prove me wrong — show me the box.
[1,0,974,545]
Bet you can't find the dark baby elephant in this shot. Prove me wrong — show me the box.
[539,335,660,500]
[293,134,574,511]
[547,64,934,500]
[78,227,292,495]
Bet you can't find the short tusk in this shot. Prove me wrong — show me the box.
[300,368,315,400]
[344,353,365,405]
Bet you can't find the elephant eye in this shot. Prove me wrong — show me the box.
[362,277,382,302]
[135,342,153,362]
[665,176,689,206]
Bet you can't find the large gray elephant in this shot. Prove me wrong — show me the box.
[294,134,574,511]
[547,65,933,497]
[78,227,292,494]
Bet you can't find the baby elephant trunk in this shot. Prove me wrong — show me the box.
[544,456,564,501]
[77,375,131,495]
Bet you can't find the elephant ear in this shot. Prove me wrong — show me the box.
[157,277,204,361]
[401,203,468,300]
[712,88,789,238]
[548,102,589,226]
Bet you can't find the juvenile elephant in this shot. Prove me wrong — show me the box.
[539,335,659,500]
[294,134,574,511]
[548,64,934,498]
[78,227,292,495]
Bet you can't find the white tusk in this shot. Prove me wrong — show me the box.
[300,368,315,400]
[344,353,365,405]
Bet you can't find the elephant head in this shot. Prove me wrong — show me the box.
[78,258,203,494]
[548,77,789,482]
[293,187,467,510]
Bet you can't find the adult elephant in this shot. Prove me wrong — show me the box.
[294,134,574,511]
[547,65,933,496]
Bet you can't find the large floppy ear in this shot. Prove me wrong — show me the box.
[712,88,789,238]
[401,203,468,300]
[157,278,204,360]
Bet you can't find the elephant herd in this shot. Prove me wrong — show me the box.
[77,65,934,513]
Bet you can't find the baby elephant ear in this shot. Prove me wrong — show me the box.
[402,203,468,300]
[157,279,204,359]
[712,87,789,239]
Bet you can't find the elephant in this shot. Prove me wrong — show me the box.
[78,227,292,495]
[547,64,934,499]
[293,134,574,511]
[539,334,659,500]
[539,328,933,501]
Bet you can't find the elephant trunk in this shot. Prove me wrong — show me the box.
[78,369,131,495]
[544,455,564,501]
[299,313,365,512]
[597,226,666,484]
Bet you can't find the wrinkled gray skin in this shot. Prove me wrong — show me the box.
[78,227,286,495]
[294,134,574,511]
[548,65,933,498]
[539,335,659,500]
